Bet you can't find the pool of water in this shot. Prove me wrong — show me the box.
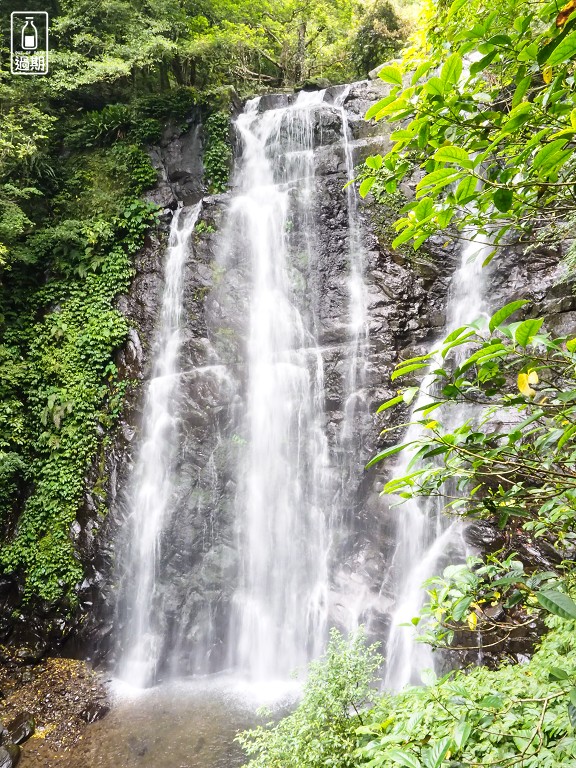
[21,678,301,768]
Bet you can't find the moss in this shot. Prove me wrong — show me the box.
[203,111,233,194]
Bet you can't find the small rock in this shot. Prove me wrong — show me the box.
[79,703,110,724]
[7,713,35,745]
[0,744,20,768]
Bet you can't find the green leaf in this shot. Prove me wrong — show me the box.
[397,353,434,367]
[511,75,532,108]
[569,688,576,707]
[453,719,472,751]
[387,749,422,768]
[391,362,428,380]
[493,187,513,212]
[366,95,396,120]
[447,0,467,19]
[470,50,497,76]
[433,146,473,169]
[437,207,454,228]
[359,177,375,198]
[532,139,569,171]
[378,65,403,86]
[403,386,419,405]
[421,668,437,686]
[444,325,470,344]
[392,228,417,249]
[547,30,576,66]
[549,667,570,681]
[425,77,445,96]
[377,394,404,413]
[423,737,452,768]
[416,168,463,192]
[479,694,504,709]
[489,300,529,331]
[366,443,410,469]
[412,61,433,84]
[537,590,576,619]
[457,342,506,372]
[455,175,477,203]
[365,155,383,171]
[500,103,533,134]
[441,53,463,85]
[557,423,576,451]
[514,318,544,347]
[569,701,576,729]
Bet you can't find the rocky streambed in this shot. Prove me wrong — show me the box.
[0,657,108,766]
[1,659,295,768]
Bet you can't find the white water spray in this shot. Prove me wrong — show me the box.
[336,85,369,432]
[384,235,491,690]
[226,91,335,680]
[118,204,201,688]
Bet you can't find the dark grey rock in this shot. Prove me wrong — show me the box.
[6,713,34,746]
[79,703,110,723]
[0,744,20,768]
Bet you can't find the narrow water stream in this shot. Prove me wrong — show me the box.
[384,235,491,689]
[117,205,202,688]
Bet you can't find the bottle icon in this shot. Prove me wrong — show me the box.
[21,17,37,50]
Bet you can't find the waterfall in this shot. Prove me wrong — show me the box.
[384,235,491,690]
[225,91,335,679]
[108,82,394,687]
[117,204,201,688]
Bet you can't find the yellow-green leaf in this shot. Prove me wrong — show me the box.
[378,65,403,86]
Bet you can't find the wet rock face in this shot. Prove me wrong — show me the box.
[74,80,575,673]
[6,713,35,746]
[0,744,20,768]
[146,109,205,209]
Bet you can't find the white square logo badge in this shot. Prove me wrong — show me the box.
[11,12,49,75]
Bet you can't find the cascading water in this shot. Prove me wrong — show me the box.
[117,204,201,688]
[110,82,388,689]
[336,86,369,447]
[225,91,335,679]
[384,235,491,690]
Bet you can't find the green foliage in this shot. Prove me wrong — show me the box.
[360,0,576,257]
[10,0,369,96]
[203,111,232,194]
[195,220,216,234]
[0,200,155,602]
[358,617,576,768]
[373,304,576,543]
[416,553,564,648]
[239,619,576,768]
[66,89,201,149]
[0,34,161,602]
[370,301,576,657]
[238,628,381,768]
[350,0,407,77]
[67,104,133,148]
